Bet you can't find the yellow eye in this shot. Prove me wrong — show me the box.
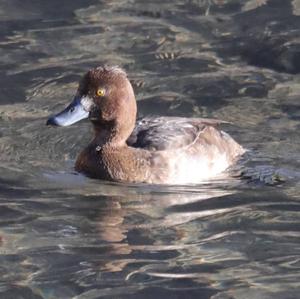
[96,88,105,97]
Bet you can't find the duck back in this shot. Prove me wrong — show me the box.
[127,116,245,184]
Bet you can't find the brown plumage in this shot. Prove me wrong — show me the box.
[47,66,245,184]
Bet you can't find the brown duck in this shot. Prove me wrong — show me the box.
[47,66,245,184]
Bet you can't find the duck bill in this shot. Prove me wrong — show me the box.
[46,96,89,127]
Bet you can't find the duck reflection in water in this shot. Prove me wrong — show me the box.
[82,183,234,275]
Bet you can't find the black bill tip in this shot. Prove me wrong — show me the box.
[46,116,58,126]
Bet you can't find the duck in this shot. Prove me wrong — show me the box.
[46,65,245,184]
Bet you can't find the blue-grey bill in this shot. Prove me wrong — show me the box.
[46,97,89,127]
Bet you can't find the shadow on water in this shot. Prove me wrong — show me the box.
[0,0,300,298]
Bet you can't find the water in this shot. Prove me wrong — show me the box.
[1,0,300,298]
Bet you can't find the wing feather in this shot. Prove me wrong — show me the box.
[127,116,229,151]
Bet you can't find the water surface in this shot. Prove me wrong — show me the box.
[1,0,300,298]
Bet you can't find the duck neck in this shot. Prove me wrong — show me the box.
[92,121,133,148]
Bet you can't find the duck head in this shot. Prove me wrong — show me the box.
[47,66,137,143]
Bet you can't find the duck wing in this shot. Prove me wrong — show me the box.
[127,116,229,151]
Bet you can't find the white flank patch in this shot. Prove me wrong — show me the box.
[164,148,230,185]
